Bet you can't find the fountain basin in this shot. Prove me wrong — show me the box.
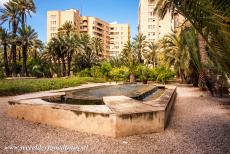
[8,83,176,137]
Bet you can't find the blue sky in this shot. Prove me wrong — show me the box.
[1,0,140,43]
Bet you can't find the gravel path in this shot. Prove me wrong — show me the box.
[0,86,230,154]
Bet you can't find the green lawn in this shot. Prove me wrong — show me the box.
[0,77,106,96]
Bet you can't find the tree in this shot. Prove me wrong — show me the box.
[91,37,104,56]
[0,1,20,77]
[75,34,99,70]
[58,21,76,36]
[44,37,63,77]
[132,34,147,63]
[160,33,188,83]
[30,38,43,59]
[17,25,38,76]
[150,0,230,87]
[121,40,138,82]
[64,33,80,76]
[0,27,10,76]
[145,42,158,67]
[12,0,36,27]
[160,26,201,85]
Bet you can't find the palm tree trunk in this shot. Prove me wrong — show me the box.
[18,49,21,61]
[11,44,17,77]
[22,44,28,77]
[130,72,136,83]
[67,53,72,76]
[11,22,18,77]
[197,33,208,90]
[61,57,66,77]
[57,59,61,77]
[34,50,37,59]
[3,44,10,77]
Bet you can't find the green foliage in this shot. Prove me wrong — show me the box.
[100,61,112,79]
[90,66,102,79]
[155,67,175,84]
[27,58,51,78]
[135,65,150,81]
[77,68,91,77]
[0,68,4,79]
[109,67,130,81]
[0,77,105,96]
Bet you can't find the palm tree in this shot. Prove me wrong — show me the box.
[0,27,10,76]
[44,37,62,77]
[65,33,80,76]
[30,38,43,59]
[160,33,188,83]
[17,25,38,76]
[75,34,99,69]
[0,1,20,77]
[160,26,201,84]
[91,37,104,56]
[132,34,147,63]
[150,0,230,86]
[12,0,36,27]
[121,40,138,82]
[58,21,76,36]
[145,42,158,67]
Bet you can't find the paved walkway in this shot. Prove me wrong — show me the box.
[0,85,230,154]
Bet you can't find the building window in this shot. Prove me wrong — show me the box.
[51,33,56,37]
[51,21,56,25]
[148,25,155,29]
[148,18,155,22]
[148,32,155,36]
[149,12,154,16]
[50,27,56,31]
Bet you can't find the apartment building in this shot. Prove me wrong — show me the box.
[138,0,174,42]
[109,23,130,57]
[80,16,110,57]
[47,9,81,41]
[47,9,130,57]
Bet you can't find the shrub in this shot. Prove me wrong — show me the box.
[135,65,150,81]
[101,61,112,80]
[109,67,129,82]
[148,68,158,81]
[90,66,102,79]
[155,67,175,84]
[0,77,106,96]
[77,68,91,77]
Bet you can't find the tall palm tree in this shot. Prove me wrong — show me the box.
[91,37,104,56]
[0,1,20,77]
[17,25,38,76]
[0,27,10,76]
[75,34,99,69]
[30,38,43,59]
[45,37,62,77]
[12,0,36,27]
[132,34,147,63]
[150,0,230,86]
[121,40,138,82]
[160,33,188,83]
[160,26,201,84]
[58,21,76,36]
[145,42,158,67]
[65,33,80,76]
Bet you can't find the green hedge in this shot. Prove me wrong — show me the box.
[0,77,105,96]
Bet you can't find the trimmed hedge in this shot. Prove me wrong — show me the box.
[0,77,105,96]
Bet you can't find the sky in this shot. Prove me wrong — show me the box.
[0,0,139,43]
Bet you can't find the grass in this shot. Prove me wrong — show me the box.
[0,77,106,96]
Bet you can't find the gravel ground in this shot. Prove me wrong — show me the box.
[0,85,230,154]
